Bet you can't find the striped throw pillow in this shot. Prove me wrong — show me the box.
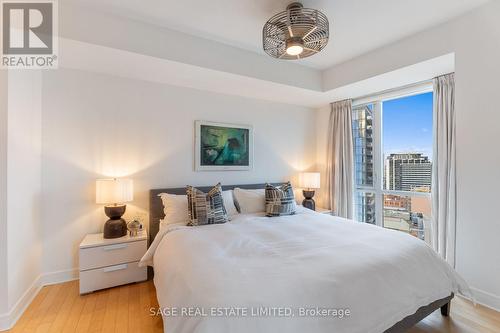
[265,182,296,217]
[186,183,228,226]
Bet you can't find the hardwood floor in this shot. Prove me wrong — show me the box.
[7,280,163,333]
[408,296,500,333]
[7,280,500,332]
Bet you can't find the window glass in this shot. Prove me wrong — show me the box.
[352,91,433,241]
[383,92,433,193]
[352,104,374,187]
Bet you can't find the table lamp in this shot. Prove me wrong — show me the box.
[96,178,133,239]
[299,172,320,211]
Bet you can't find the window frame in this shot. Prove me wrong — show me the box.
[352,82,433,228]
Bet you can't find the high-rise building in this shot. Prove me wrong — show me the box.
[352,105,374,187]
[384,153,432,192]
[355,192,376,224]
[352,105,375,224]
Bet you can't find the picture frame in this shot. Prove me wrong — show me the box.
[195,121,253,171]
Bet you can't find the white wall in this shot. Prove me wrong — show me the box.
[41,68,316,274]
[0,70,8,316]
[6,71,43,310]
[453,2,500,310]
[316,1,500,310]
[0,71,43,330]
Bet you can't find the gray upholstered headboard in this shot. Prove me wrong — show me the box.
[149,183,281,245]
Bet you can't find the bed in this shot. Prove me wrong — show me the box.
[141,184,469,333]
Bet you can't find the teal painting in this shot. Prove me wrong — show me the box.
[196,121,252,171]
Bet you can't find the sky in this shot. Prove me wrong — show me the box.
[383,92,433,160]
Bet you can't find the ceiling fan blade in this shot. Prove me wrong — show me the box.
[265,39,285,48]
[304,38,327,44]
[285,9,295,37]
[302,26,317,39]
[264,47,284,54]
[303,47,319,53]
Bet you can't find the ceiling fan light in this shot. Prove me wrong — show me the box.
[286,38,304,56]
[286,45,303,56]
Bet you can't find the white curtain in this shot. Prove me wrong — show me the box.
[431,73,456,267]
[326,100,354,218]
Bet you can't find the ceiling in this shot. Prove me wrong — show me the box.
[67,0,489,70]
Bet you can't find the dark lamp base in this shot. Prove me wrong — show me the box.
[104,205,126,219]
[103,204,127,239]
[103,218,127,239]
[302,190,316,211]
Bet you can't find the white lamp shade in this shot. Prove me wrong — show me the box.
[96,178,133,204]
[299,172,320,189]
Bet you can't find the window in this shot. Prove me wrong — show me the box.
[352,89,433,241]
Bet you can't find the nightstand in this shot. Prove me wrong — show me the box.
[315,207,332,215]
[79,230,147,294]
[300,205,332,215]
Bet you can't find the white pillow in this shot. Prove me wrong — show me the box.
[233,188,265,214]
[222,190,238,217]
[159,193,189,226]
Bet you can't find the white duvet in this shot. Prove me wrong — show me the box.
[140,207,469,333]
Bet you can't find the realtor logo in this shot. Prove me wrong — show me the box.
[1,0,57,68]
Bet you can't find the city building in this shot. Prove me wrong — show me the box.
[352,105,374,187]
[384,194,411,210]
[384,153,432,192]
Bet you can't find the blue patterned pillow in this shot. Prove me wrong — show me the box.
[186,183,228,226]
[265,182,296,217]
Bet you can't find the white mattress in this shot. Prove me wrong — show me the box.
[141,207,469,333]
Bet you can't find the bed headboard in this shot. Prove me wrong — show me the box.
[149,183,280,245]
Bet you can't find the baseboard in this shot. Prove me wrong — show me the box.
[469,287,500,312]
[40,268,79,286]
[0,275,42,331]
[0,268,79,331]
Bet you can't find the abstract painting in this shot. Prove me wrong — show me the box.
[195,121,253,171]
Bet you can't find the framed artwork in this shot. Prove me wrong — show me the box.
[195,121,253,171]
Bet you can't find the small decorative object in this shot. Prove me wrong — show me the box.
[96,178,133,239]
[195,121,253,171]
[263,2,329,60]
[127,219,142,237]
[299,172,320,211]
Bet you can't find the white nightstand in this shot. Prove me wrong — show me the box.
[300,205,332,215]
[79,230,147,294]
[315,207,332,215]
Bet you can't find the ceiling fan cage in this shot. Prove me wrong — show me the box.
[263,3,329,60]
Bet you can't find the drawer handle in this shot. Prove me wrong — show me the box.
[103,264,128,273]
[102,243,128,251]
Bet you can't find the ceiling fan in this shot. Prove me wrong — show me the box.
[263,2,329,60]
